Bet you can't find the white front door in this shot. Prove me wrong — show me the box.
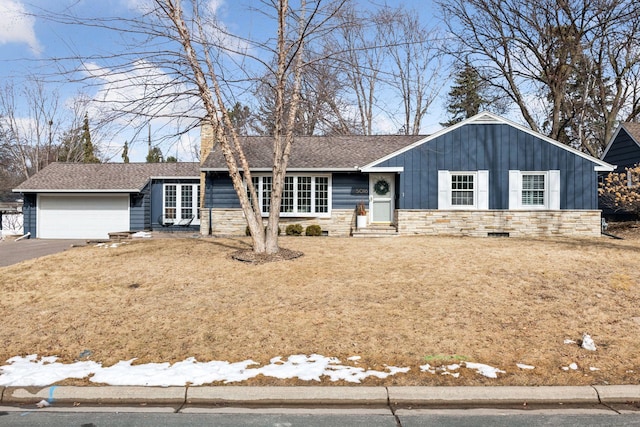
[369,174,395,223]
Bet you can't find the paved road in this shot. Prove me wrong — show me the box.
[0,239,87,267]
[2,408,640,427]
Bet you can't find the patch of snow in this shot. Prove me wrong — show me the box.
[36,399,50,408]
[0,354,411,387]
[516,363,535,370]
[95,242,127,249]
[564,339,576,344]
[386,366,410,375]
[589,367,600,371]
[0,355,100,386]
[421,361,506,379]
[132,232,152,238]
[581,333,596,351]
[347,356,361,361]
[562,362,579,371]
[419,363,435,374]
[464,362,506,379]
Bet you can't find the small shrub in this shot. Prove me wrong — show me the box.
[285,224,304,236]
[305,224,322,236]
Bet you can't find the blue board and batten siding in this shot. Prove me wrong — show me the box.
[376,123,599,210]
[129,184,150,232]
[603,129,640,170]
[22,194,37,237]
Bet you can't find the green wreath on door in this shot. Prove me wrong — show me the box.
[374,179,390,195]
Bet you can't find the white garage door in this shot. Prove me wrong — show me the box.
[38,194,130,239]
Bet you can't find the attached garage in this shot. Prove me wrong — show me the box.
[38,194,129,239]
[14,162,202,239]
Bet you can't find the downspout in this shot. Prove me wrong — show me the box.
[209,207,212,235]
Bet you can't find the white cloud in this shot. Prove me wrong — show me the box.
[0,0,42,55]
[124,0,225,16]
[123,0,154,14]
[208,0,225,15]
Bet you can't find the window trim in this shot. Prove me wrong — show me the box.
[521,172,547,208]
[249,174,332,218]
[162,183,201,225]
[450,172,478,209]
[509,170,560,210]
[438,170,489,210]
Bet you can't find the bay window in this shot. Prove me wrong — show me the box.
[250,175,330,216]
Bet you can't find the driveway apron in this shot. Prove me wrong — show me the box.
[0,239,87,267]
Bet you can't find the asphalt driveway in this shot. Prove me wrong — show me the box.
[0,238,87,267]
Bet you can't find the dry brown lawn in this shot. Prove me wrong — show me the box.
[1,229,640,386]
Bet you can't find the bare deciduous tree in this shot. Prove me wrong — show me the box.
[378,6,444,135]
[45,0,348,255]
[332,4,385,135]
[439,0,640,155]
[0,78,62,180]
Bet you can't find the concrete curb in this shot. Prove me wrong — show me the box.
[2,386,186,405]
[187,386,388,407]
[388,386,599,407]
[594,385,640,404]
[1,386,640,408]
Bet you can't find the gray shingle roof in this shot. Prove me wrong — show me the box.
[13,162,200,192]
[622,122,640,144]
[201,135,425,170]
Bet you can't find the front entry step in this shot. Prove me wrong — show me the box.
[352,224,398,237]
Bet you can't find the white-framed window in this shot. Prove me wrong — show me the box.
[250,174,331,217]
[509,170,560,210]
[163,183,200,223]
[451,173,476,207]
[438,170,489,210]
[521,173,546,206]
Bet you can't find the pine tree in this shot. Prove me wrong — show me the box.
[441,62,487,127]
[81,114,100,163]
[122,141,130,163]
[145,124,163,163]
[146,146,163,163]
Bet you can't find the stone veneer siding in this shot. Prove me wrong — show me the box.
[200,208,602,237]
[396,210,602,237]
[200,208,357,237]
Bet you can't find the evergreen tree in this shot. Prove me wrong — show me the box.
[57,126,83,162]
[441,62,487,127]
[145,124,163,163]
[165,155,177,163]
[227,102,253,135]
[81,113,100,163]
[146,146,163,163]
[122,141,130,163]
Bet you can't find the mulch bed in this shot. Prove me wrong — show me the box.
[231,247,303,264]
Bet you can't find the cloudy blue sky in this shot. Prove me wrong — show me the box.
[0,0,447,162]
